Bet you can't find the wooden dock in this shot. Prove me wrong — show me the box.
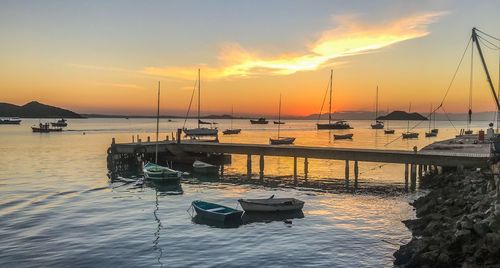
[108,134,492,191]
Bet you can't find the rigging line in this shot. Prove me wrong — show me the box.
[478,36,500,50]
[437,37,472,108]
[358,163,388,176]
[182,79,198,129]
[476,28,500,42]
[468,40,474,130]
[440,105,458,132]
[317,76,331,123]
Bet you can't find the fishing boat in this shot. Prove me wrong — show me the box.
[425,104,437,137]
[50,118,67,127]
[223,106,241,135]
[402,103,419,139]
[316,70,353,130]
[192,160,219,174]
[250,117,268,124]
[31,123,62,132]
[270,94,295,145]
[143,162,181,181]
[238,196,304,212]
[333,133,354,140]
[0,117,21,125]
[183,69,219,138]
[370,86,384,129]
[191,200,243,222]
[143,82,182,182]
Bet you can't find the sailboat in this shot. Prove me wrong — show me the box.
[316,70,352,130]
[223,106,241,135]
[143,82,181,182]
[270,94,295,145]
[402,103,419,139]
[425,104,437,137]
[384,106,395,134]
[184,69,219,138]
[371,86,384,129]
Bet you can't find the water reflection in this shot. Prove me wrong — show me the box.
[146,181,183,195]
[152,190,164,267]
[191,214,242,229]
[241,210,304,225]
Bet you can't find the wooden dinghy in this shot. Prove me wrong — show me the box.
[238,196,304,212]
[143,162,181,182]
[191,200,243,222]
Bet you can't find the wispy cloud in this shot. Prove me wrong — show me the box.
[143,12,447,80]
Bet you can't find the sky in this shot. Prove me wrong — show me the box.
[1,0,500,116]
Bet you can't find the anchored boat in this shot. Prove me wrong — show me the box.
[250,117,268,124]
[0,117,21,125]
[269,94,295,145]
[191,200,243,222]
[238,196,304,212]
[334,133,354,140]
[192,160,219,174]
[143,162,181,181]
[50,118,67,127]
[316,70,352,130]
[371,86,384,129]
[223,106,241,135]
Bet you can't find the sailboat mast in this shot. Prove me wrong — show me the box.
[231,105,234,130]
[277,94,281,138]
[155,81,160,164]
[375,86,379,121]
[329,70,333,124]
[197,68,201,129]
[407,102,411,133]
[428,104,432,131]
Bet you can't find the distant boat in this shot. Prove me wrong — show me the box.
[223,106,241,135]
[316,69,353,130]
[143,81,181,182]
[425,104,437,137]
[0,117,21,125]
[269,94,295,145]
[273,121,285,124]
[192,160,219,174]
[50,118,67,127]
[384,106,395,134]
[191,200,243,222]
[238,196,304,212]
[402,103,419,139]
[184,69,219,138]
[334,133,353,140]
[31,123,62,132]
[371,86,384,129]
[250,118,268,124]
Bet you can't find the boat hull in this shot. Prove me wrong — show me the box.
[250,120,268,124]
[317,123,352,129]
[425,132,437,137]
[143,163,181,182]
[0,119,21,125]
[402,133,419,139]
[192,200,243,222]
[222,129,241,135]
[183,128,218,137]
[238,198,304,212]
[371,123,384,129]
[334,133,353,140]
[384,129,395,134]
[51,122,67,127]
[273,121,285,124]
[269,137,295,145]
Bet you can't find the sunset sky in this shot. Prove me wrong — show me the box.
[1,0,500,116]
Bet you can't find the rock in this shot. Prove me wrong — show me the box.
[485,233,500,254]
[436,252,451,266]
[472,222,490,237]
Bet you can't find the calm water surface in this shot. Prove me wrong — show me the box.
[0,118,489,267]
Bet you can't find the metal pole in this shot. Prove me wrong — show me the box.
[155,81,160,164]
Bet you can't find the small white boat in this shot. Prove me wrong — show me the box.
[143,162,181,181]
[0,117,21,125]
[193,160,219,174]
[238,196,305,212]
[334,133,353,140]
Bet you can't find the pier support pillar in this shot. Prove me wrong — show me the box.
[132,135,135,143]
[354,161,359,190]
[345,160,350,189]
[246,154,252,179]
[418,165,423,179]
[410,164,417,191]
[220,164,224,177]
[259,154,264,180]
[404,163,409,191]
[293,157,298,185]
[147,136,150,142]
[304,158,309,181]
[176,129,182,144]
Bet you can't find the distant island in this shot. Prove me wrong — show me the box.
[0,101,83,118]
[377,111,427,121]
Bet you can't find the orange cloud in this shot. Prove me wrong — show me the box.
[144,12,446,80]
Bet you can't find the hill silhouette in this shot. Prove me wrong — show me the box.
[377,111,427,121]
[0,101,83,118]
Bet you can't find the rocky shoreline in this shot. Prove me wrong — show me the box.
[394,169,500,267]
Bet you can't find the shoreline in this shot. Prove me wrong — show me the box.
[393,169,500,266]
